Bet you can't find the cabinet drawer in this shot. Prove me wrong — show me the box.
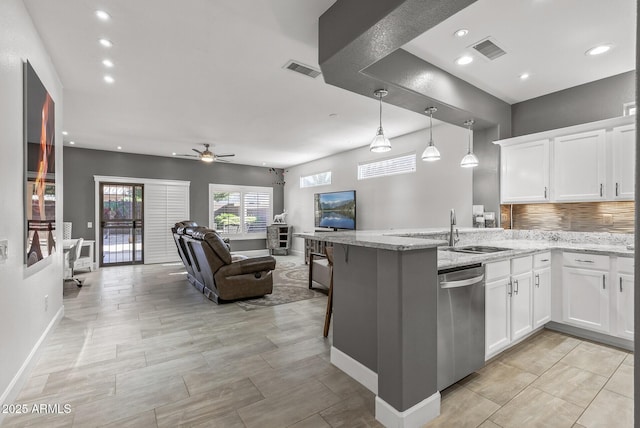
[511,256,533,275]
[563,252,609,270]
[485,260,510,281]
[617,256,634,274]
[533,252,551,268]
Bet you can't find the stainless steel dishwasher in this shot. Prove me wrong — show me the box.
[437,263,485,391]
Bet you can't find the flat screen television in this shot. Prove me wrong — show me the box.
[314,190,356,230]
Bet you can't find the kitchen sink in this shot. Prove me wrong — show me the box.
[441,245,512,254]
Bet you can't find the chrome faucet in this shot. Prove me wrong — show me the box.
[449,209,459,247]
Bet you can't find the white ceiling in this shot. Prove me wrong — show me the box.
[404,0,636,104]
[23,0,636,168]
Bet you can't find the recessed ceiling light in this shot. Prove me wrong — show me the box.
[103,75,115,84]
[586,44,612,56]
[102,59,114,68]
[62,131,68,136]
[519,73,530,80]
[172,152,177,156]
[69,141,75,145]
[454,29,469,37]
[262,162,267,166]
[329,113,338,118]
[99,38,113,48]
[117,146,122,150]
[95,10,111,21]
[455,55,473,65]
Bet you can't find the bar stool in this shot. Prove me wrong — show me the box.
[323,247,334,337]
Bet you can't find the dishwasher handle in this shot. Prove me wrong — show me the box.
[440,274,484,289]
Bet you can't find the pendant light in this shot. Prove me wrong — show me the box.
[460,119,479,168]
[370,89,391,153]
[421,107,440,161]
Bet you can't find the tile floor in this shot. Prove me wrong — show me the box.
[0,257,634,427]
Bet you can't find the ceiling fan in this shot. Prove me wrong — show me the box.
[175,144,235,163]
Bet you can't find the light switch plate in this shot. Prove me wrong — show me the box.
[87,222,93,229]
[0,240,8,263]
[602,214,614,226]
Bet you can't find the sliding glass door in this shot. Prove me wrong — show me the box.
[100,183,143,266]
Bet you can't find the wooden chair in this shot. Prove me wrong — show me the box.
[323,247,334,337]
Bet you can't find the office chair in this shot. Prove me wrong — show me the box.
[65,237,84,287]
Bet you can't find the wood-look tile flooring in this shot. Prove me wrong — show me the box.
[1,257,634,428]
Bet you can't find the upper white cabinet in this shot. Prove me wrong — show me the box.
[552,130,606,202]
[501,139,550,203]
[612,124,635,200]
[496,116,635,204]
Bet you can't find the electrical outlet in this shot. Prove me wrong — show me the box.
[602,214,614,226]
[87,222,93,229]
[44,295,48,312]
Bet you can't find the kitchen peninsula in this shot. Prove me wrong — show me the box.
[296,227,634,427]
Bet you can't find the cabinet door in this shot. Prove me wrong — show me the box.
[553,130,606,201]
[485,277,511,360]
[501,139,550,203]
[562,267,609,333]
[612,124,635,200]
[510,271,533,342]
[616,273,634,340]
[533,267,551,329]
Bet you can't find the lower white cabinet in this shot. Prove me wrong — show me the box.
[533,253,552,329]
[562,252,610,333]
[485,256,535,360]
[615,257,634,340]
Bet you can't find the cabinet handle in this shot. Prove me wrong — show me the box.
[620,277,623,292]
[508,280,513,296]
[535,274,539,287]
[544,186,548,199]
[514,279,519,295]
[540,259,550,262]
[602,275,606,289]
[616,182,619,197]
[575,259,594,263]
[600,183,603,197]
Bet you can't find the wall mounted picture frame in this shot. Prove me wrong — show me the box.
[24,61,56,266]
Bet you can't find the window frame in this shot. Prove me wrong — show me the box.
[300,170,332,188]
[208,184,273,240]
[357,152,417,180]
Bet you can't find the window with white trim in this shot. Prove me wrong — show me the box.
[623,102,636,116]
[300,171,332,188]
[357,153,416,180]
[209,184,273,239]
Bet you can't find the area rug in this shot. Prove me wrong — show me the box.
[235,258,327,310]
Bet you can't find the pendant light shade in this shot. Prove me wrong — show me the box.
[370,89,391,153]
[421,107,440,161]
[460,119,479,168]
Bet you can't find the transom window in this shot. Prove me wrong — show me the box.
[300,171,332,188]
[357,153,416,180]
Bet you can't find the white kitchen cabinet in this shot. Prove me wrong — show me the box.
[615,257,634,340]
[553,129,606,202]
[533,252,552,329]
[562,251,610,333]
[500,139,550,203]
[484,256,533,360]
[612,124,635,200]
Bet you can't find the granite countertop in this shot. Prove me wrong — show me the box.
[295,228,634,268]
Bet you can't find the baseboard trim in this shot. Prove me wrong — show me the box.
[330,346,378,394]
[375,392,441,428]
[0,305,64,422]
[545,322,633,351]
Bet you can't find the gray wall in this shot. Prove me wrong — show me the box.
[63,147,284,251]
[473,126,501,218]
[512,71,636,136]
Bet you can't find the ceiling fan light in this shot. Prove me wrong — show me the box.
[421,145,441,161]
[370,128,391,153]
[201,155,214,162]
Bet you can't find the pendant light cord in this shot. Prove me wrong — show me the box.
[378,94,383,130]
[429,111,433,144]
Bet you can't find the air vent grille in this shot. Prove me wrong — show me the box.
[472,39,506,60]
[283,60,321,78]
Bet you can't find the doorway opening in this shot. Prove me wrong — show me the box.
[100,183,143,266]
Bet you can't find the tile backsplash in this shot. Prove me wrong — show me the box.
[500,202,634,234]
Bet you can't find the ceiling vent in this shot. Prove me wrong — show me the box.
[472,38,506,60]
[283,60,321,78]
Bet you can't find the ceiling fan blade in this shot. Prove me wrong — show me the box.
[214,153,235,158]
[175,154,199,158]
[215,158,231,163]
[192,148,203,154]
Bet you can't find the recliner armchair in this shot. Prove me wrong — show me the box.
[188,230,276,303]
